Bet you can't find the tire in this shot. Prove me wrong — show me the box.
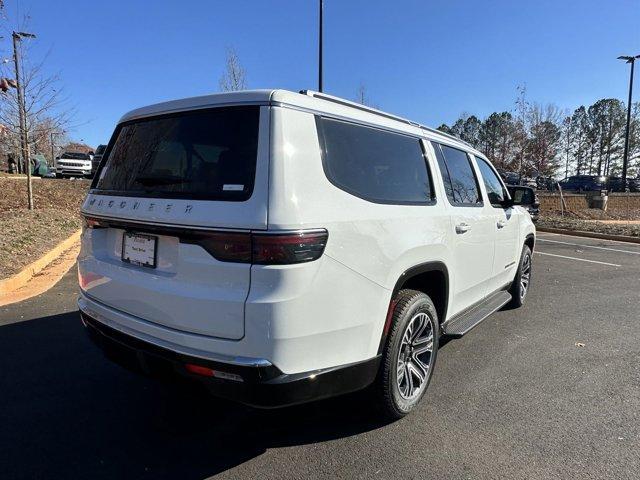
[508,244,532,308]
[376,289,439,419]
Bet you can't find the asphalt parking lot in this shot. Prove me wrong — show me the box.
[1,232,639,480]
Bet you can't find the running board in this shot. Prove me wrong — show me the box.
[442,290,512,338]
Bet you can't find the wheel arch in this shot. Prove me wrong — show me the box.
[525,233,535,251]
[377,261,449,354]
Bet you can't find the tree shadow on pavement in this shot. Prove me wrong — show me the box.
[0,311,391,480]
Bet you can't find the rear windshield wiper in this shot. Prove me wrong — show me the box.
[133,175,192,186]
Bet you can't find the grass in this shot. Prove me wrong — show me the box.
[0,177,90,278]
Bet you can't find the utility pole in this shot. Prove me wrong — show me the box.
[13,31,36,210]
[618,55,639,188]
[318,0,323,92]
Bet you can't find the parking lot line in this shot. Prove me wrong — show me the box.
[535,251,621,267]
[537,238,640,255]
[537,231,640,246]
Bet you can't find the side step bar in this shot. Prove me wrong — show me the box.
[442,290,512,338]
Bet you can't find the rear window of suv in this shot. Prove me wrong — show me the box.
[316,117,434,204]
[94,106,260,201]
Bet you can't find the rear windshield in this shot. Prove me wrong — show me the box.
[94,106,260,201]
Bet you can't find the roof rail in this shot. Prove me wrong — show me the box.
[418,124,473,148]
[300,90,420,127]
[299,90,473,148]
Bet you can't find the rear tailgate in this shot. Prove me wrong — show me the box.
[79,105,270,340]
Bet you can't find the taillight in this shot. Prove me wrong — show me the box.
[184,363,244,382]
[252,231,328,264]
[83,216,106,229]
[191,230,328,265]
[80,215,328,265]
[184,364,214,377]
[193,232,252,263]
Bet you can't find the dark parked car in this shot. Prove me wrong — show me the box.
[535,175,557,191]
[607,177,627,192]
[498,170,519,185]
[91,144,107,176]
[558,175,607,192]
[507,185,539,222]
[607,176,640,192]
[499,170,536,188]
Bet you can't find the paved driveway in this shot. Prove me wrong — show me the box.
[1,232,638,479]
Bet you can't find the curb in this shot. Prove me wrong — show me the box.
[0,229,82,296]
[537,227,640,244]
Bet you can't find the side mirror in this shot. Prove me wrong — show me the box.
[506,185,536,206]
[500,197,515,209]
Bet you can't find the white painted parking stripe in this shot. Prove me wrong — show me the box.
[537,238,640,255]
[535,251,621,267]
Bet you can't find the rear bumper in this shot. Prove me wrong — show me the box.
[81,311,381,408]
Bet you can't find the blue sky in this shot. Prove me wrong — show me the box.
[3,0,639,147]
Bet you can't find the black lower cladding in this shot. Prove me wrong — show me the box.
[81,312,381,408]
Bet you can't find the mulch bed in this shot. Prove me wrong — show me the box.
[537,215,640,238]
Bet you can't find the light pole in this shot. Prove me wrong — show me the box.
[12,31,36,209]
[618,54,640,188]
[318,0,323,92]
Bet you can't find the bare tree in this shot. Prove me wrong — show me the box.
[218,47,247,92]
[0,35,72,173]
[525,103,563,175]
[513,84,529,177]
[355,82,379,109]
[356,83,369,106]
[629,102,640,176]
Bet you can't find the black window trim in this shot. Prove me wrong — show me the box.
[89,105,263,202]
[432,142,484,208]
[315,114,437,206]
[473,154,511,209]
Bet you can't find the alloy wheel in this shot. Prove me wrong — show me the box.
[396,312,435,400]
[520,252,531,300]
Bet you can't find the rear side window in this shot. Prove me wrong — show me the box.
[316,117,434,204]
[94,106,260,201]
[432,143,482,206]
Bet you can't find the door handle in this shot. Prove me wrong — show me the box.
[497,219,507,229]
[455,223,471,234]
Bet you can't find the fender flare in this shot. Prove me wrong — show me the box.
[377,261,449,354]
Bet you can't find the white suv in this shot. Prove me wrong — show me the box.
[78,90,535,418]
[55,151,93,178]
